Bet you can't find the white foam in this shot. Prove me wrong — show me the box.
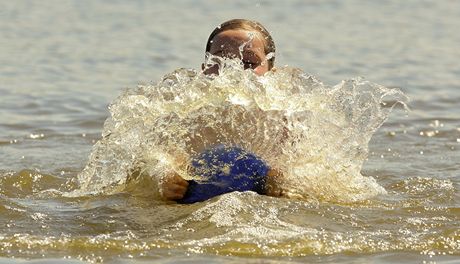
[75,59,407,202]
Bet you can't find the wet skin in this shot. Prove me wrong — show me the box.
[202,29,270,76]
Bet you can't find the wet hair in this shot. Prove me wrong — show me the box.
[205,19,276,69]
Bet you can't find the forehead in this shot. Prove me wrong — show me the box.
[209,29,265,53]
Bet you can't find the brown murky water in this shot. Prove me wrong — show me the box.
[1,1,459,263]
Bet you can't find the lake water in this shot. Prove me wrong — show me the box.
[1,1,459,263]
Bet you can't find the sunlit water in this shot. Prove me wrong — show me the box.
[1,1,459,263]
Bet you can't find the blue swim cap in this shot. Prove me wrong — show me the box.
[178,145,269,204]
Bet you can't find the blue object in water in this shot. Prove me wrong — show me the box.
[178,145,270,204]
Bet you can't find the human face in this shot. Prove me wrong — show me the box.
[203,29,270,76]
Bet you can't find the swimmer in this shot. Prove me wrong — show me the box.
[160,19,284,202]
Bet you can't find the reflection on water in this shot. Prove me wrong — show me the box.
[1,0,459,263]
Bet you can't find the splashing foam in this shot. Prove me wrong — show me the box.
[74,57,408,203]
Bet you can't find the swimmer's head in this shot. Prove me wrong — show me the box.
[203,19,276,76]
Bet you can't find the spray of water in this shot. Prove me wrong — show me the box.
[74,57,408,202]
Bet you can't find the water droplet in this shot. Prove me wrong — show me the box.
[77,66,406,202]
[430,120,441,127]
[266,52,275,60]
[29,133,44,139]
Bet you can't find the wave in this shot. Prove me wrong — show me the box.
[73,59,408,203]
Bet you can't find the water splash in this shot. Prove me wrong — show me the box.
[74,59,408,202]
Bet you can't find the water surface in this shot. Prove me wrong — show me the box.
[1,1,459,263]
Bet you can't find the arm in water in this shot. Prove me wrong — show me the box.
[265,168,285,197]
[160,172,189,200]
[159,168,285,201]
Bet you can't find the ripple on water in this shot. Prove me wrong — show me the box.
[0,169,71,198]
